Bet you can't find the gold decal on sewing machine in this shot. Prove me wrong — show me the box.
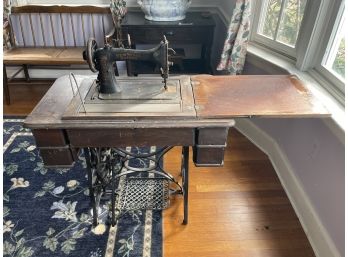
[115,52,139,59]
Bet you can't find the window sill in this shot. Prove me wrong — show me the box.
[246,43,345,142]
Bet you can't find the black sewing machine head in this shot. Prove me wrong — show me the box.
[83,36,175,94]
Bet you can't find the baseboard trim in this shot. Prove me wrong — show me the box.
[234,118,341,257]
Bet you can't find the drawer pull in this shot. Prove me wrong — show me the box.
[165,31,175,36]
[178,22,193,26]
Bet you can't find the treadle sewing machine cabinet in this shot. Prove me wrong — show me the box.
[24,37,329,227]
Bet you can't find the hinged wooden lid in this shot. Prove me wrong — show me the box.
[191,75,330,118]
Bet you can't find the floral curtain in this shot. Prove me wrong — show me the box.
[3,0,11,21]
[217,0,251,75]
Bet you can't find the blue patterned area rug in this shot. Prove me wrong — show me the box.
[3,118,162,257]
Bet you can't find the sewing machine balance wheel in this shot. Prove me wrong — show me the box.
[86,38,98,72]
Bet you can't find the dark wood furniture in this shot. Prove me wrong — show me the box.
[25,74,329,167]
[3,5,113,105]
[121,11,216,75]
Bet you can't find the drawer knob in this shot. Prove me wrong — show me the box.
[165,31,175,36]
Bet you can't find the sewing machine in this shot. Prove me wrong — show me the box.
[63,36,195,118]
[24,37,329,227]
[83,36,174,93]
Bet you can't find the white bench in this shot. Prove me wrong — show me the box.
[3,5,116,104]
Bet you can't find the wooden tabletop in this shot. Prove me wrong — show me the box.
[24,74,329,129]
[23,75,234,129]
[192,75,330,118]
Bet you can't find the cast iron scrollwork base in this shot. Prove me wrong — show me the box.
[83,146,189,227]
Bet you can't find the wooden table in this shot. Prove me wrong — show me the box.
[24,74,329,225]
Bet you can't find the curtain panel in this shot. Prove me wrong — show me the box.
[217,0,251,75]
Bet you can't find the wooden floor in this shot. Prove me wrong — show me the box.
[4,82,316,257]
[3,80,53,115]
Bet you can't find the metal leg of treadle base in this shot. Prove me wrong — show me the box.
[182,146,189,225]
[84,148,98,227]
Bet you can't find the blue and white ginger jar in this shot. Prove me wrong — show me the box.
[137,0,192,21]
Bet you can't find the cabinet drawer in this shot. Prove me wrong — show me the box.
[67,128,195,147]
[39,147,78,168]
[125,27,213,44]
[193,145,225,167]
[196,127,229,145]
[32,129,68,147]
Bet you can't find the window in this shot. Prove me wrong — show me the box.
[321,5,345,81]
[251,0,345,103]
[311,0,346,98]
[252,0,308,56]
[259,0,307,47]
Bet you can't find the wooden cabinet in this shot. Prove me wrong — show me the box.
[122,12,215,74]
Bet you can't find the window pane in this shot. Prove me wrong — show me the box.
[276,0,307,46]
[322,9,346,81]
[259,0,282,39]
[331,37,345,78]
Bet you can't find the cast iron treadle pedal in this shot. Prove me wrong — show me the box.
[119,178,170,210]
